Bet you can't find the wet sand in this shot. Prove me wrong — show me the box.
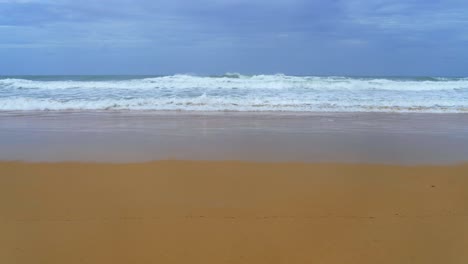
[1,161,468,264]
[1,111,468,263]
[1,111,468,163]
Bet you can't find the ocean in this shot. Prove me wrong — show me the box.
[1,74,467,112]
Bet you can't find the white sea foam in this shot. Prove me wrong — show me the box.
[1,75,467,112]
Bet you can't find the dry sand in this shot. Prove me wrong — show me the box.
[1,161,468,263]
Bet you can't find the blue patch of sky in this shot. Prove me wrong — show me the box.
[0,0,467,75]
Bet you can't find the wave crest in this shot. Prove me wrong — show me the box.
[1,75,468,112]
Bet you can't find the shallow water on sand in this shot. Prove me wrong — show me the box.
[1,111,468,164]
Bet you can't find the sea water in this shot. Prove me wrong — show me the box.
[1,74,467,112]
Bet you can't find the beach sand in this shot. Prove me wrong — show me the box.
[1,161,468,264]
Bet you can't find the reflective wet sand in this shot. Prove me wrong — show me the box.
[1,111,468,164]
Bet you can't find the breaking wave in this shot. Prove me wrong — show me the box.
[1,74,467,112]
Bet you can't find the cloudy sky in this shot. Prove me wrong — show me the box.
[0,0,467,75]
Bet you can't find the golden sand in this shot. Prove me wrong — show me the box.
[1,161,468,263]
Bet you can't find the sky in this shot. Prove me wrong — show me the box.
[0,0,467,76]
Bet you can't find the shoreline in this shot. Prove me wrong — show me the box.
[3,159,468,166]
[2,109,468,115]
[1,111,468,164]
